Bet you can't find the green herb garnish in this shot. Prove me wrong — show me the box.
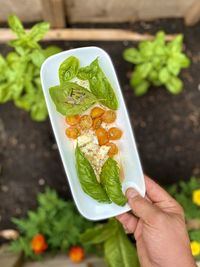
[49,82,98,116]
[100,158,127,206]
[59,56,79,83]
[75,146,111,203]
[123,31,190,95]
[77,58,118,110]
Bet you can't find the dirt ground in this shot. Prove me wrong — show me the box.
[0,19,200,229]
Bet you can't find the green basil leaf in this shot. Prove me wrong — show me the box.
[167,34,183,54]
[8,15,25,37]
[148,70,159,84]
[104,221,140,267]
[123,48,143,64]
[80,219,118,244]
[75,146,111,203]
[49,82,97,116]
[0,84,12,103]
[28,22,50,43]
[59,56,80,83]
[136,63,152,79]
[173,53,190,68]
[30,49,45,67]
[154,31,165,46]
[166,76,183,94]
[6,52,20,64]
[134,81,150,96]
[100,158,127,206]
[158,67,171,83]
[77,58,118,110]
[14,94,33,111]
[139,41,154,59]
[42,46,62,59]
[30,100,48,121]
[167,58,181,76]
[130,71,144,87]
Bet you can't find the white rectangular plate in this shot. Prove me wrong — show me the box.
[40,46,145,221]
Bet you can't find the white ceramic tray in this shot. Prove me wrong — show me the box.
[40,46,145,221]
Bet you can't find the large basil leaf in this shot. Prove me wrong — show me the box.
[100,158,127,206]
[104,222,140,267]
[77,58,118,110]
[59,56,80,84]
[49,82,97,116]
[75,146,111,203]
[8,15,25,38]
[123,48,143,64]
[28,22,49,43]
[80,219,118,244]
[42,46,62,59]
[166,76,183,94]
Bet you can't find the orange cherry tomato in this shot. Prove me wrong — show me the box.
[65,115,80,126]
[79,115,93,130]
[65,127,79,139]
[95,128,109,145]
[90,107,105,119]
[106,142,118,157]
[108,127,122,140]
[92,117,102,130]
[102,110,116,123]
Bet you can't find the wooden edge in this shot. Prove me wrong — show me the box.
[0,28,176,43]
[41,0,66,28]
[184,0,200,26]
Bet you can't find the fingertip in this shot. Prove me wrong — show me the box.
[126,188,139,199]
[116,213,126,221]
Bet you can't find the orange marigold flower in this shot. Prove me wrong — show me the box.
[69,246,85,263]
[31,234,48,255]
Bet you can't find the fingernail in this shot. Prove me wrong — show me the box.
[126,188,138,199]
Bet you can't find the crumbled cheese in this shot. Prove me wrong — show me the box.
[77,133,98,147]
[71,77,90,90]
[77,133,109,181]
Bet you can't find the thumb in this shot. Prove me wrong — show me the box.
[126,188,160,223]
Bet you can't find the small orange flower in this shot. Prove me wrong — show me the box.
[69,246,85,263]
[31,234,48,255]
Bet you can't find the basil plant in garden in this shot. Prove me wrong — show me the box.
[0,15,61,121]
[123,31,190,96]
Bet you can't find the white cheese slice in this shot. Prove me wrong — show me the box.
[77,133,109,181]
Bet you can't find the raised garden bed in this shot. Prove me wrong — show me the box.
[0,19,200,230]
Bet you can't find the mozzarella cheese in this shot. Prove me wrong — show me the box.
[77,133,109,181]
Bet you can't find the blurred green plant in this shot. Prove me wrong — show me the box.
[10,188,94,260]
[168,176,200,260]
[0,15,61,121]
[123,31,190,96]
[80,218,140,267]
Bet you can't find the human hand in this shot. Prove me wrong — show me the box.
[116,176,196,267]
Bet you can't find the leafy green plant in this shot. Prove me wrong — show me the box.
[168,176,200,259]
[81,218,140,267]
[10,188,94,259]
[0,15,61,121]
[123,31,190,96]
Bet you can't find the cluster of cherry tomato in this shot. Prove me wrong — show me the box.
[65,106,123,157]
